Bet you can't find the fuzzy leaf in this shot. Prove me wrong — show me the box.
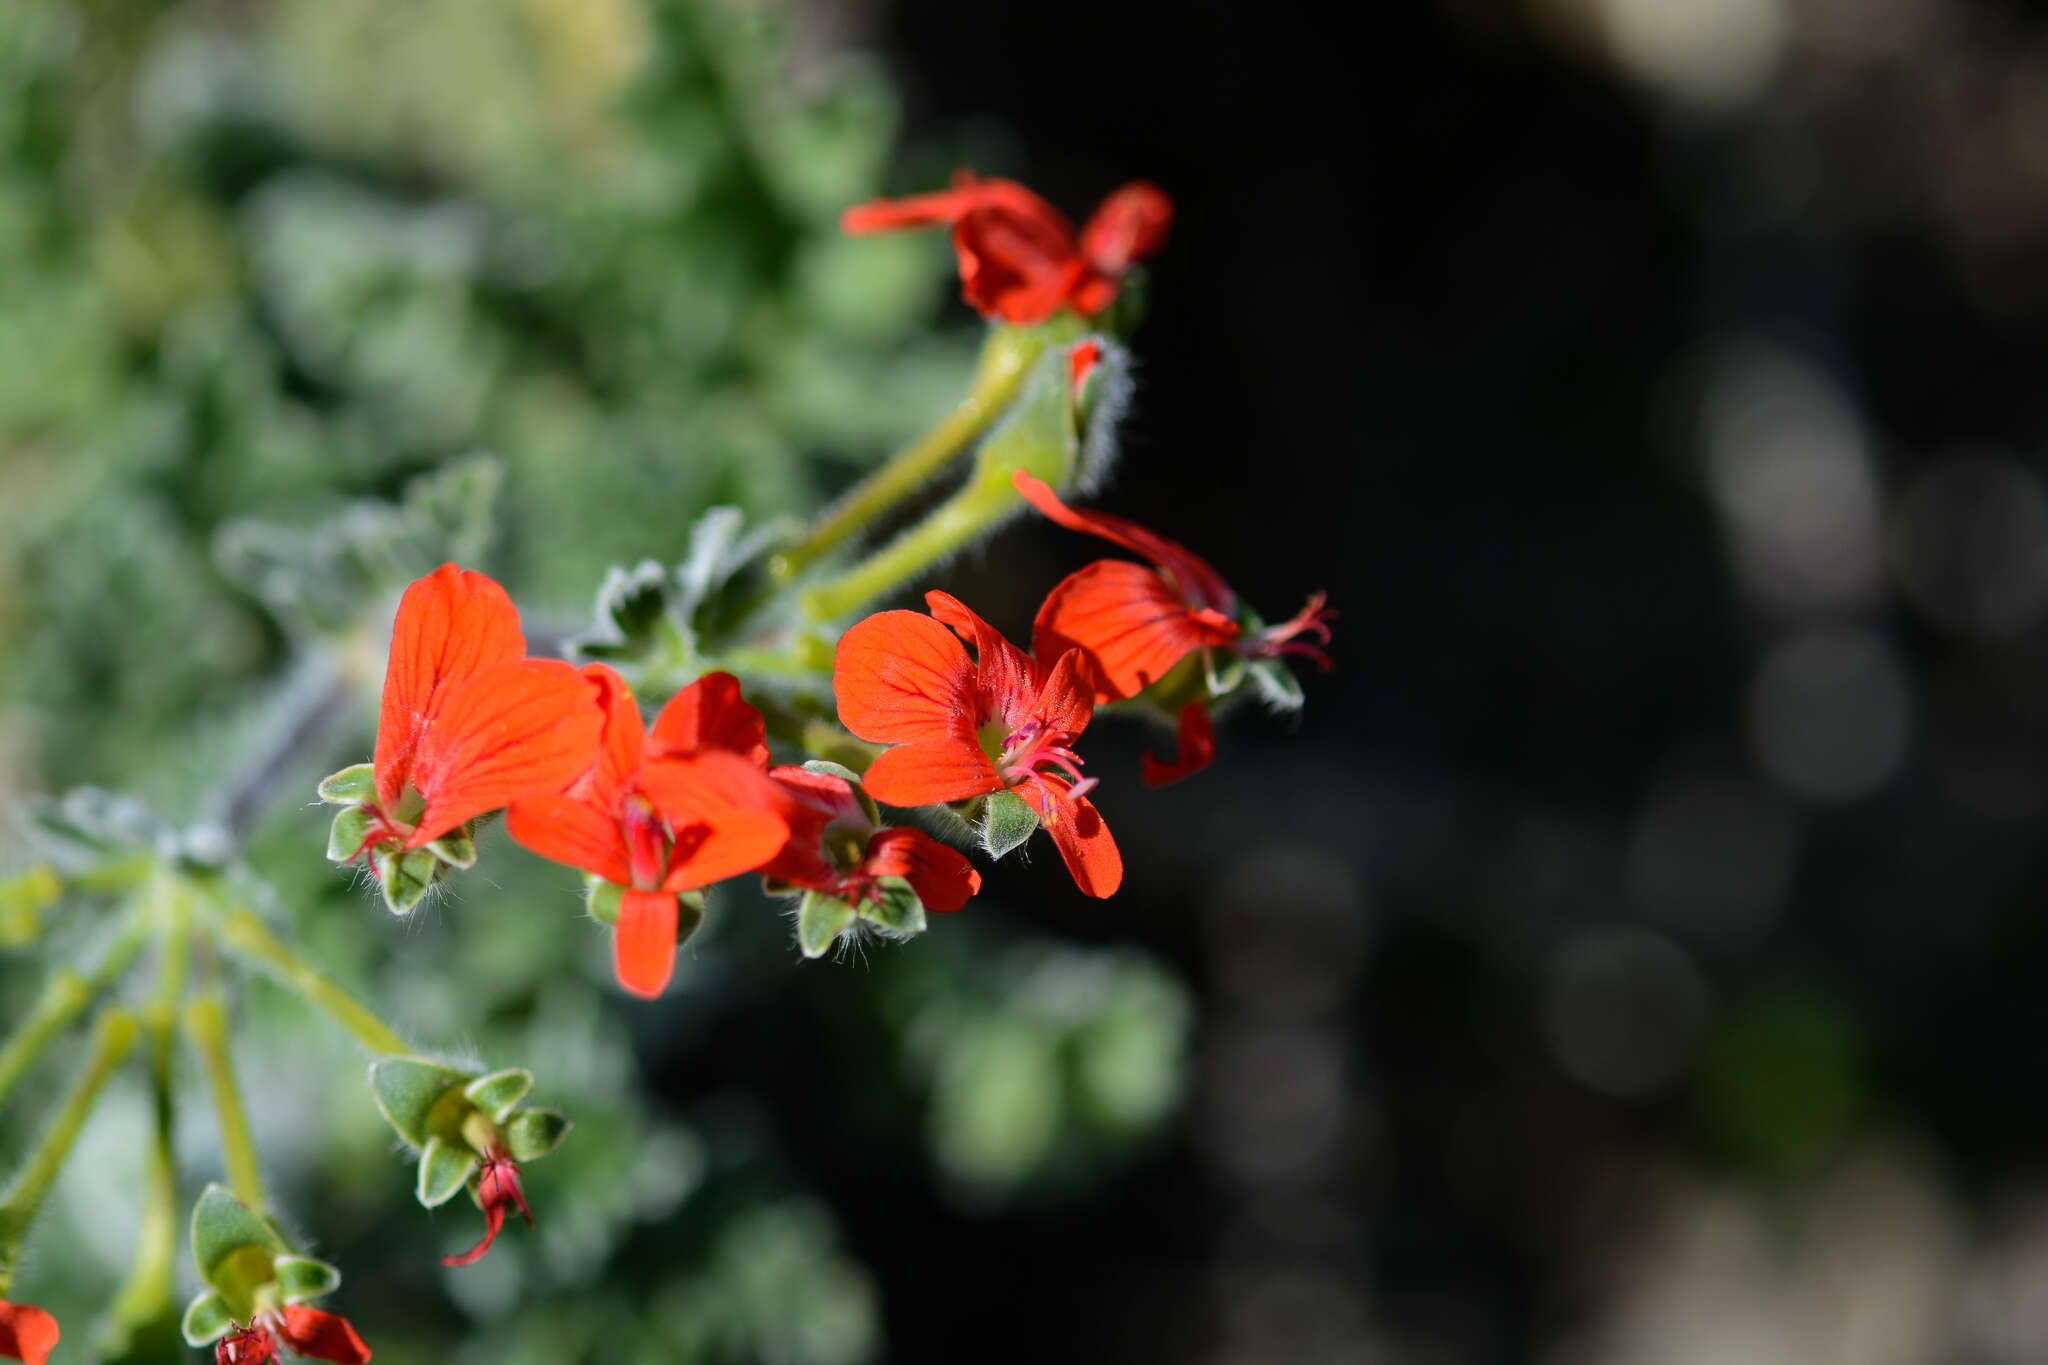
[503,1108,573,1162]
[369,1057,472,1147]
[274,1254,342,1305]
[375,844,441,915]
[427,827,477,870]
[977,789,1039,861]
[190,1184,283,1301]
[585,876,622,926]
[326,805,375,864]
[316,764,377,805]
[462,1068,533,1122]
[798,891,856,959]
[858,876,926,937]
[417,1135,477,1208]
[180,1292,234,1347]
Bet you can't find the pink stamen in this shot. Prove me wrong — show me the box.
[997,723,1099,819]
[1244,592,1337,671]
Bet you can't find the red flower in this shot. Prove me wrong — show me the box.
[441,1147,533,1269]
[762,766,982,914]
[1012,471,1334,785]
[353,564,603,857]
[0,1300,57,1365]
[214,1308,370,1364]
[832,592,1121,898]
[841,171,1171,325]
[507,667,790,997]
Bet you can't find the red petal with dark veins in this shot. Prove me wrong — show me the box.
[1033,559,1238,702]
[613,887,679,998]
[0,1300,58,1365]
[1140,702,1218,788]
[862,740,1001,808]
[277,1307,371,1365]
[1011,471,1238,615]
[635,754,792,890]
[833,610,980,746]
[402,660,605,846]
[649,671,770,767]
[1039,780,1122,898]
[865,827,982,914]
[925,590,1044,731]
[578,662,646,809]
[505,795,632,886]
[1029,648,1098,740]
[373,564,527,809]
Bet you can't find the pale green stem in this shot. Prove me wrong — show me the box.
[800,461,1021,620]
[213,906,409,1056]
[99,1001,181,1346]
[0,906,152,1111]
[769,325,1046,582]
[184,994,265,1212]
[0,1009,139,1295]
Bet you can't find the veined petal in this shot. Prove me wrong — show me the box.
[863,739,1001,808]
[649,671,769,767]
[833,610,979,745]
[580,662,645,809]
[374,564,527,808]
[0,1301,58,1365]
[1140,701,1218,788]
[1011,471,1238,614]
[637,754,791,889]
[864,827,982,914]
[1030,648,1098,739]
[1034,560,1238,701]
[925,591,1043,731]
[1079,181,1174,276]
[275,1307,370,1365]
[613,888,679,997]
[404,660,604,846]
[1039,780,1122,898]
[506,796,632,885]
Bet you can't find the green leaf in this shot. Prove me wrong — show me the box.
[316,763,377,805]
[273,1254,342,1305]
[416,1135,477,1208]
[858,876,925,937]
[798,891,856,959]
[369,1057,472,1147]
[427,827,476,870]
[585,877,622,926]
[462,1068,533,1122]
[326,804,375,864]
[503,1107,573,1162]
[189,1184,283,1297]
[375,844,441,915]
[977,789,1039,861]
[180,1291,234,1347]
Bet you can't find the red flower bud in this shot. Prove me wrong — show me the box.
[442,1148,534,1268]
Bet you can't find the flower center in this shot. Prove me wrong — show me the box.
[620,792,670,892]
[994,718,1096,813]
[1242,591,1336,670]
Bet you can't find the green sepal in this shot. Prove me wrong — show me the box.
[801,760,880,825]
[1203,646,1248,698]
[417,1135,478,1208]
[675,890,707,947]
[586,877,623,926]
[463,1068,533,1122]
[427,825,477,870]
[1246,657,1304,711]
[503,1107,573,1162]
[797,891,856,959]
[374,844,441,915]
[0,862,59,946]
[273,1253,343,1304]
[180,1291,234,1347]
[369,1057,472,1147]
[858,877,926,938]
[326,804,376,864]
[316,763,377,805]
[977,789,1039,861]
[189,1184,284,1304]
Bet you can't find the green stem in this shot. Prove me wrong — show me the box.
[769,326,1046,582]
[184,994,265,1212]
[800,461,1021,621]
[99,1001,180,1348]
[213,907,409,1056]
[0,905,152,1111]
[0,1009,139,1295]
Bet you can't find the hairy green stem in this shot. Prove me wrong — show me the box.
[0,906,152,1111]
[800,461,1021,620]
[0,1009,140,1295]
[769,325,1046,582]
[214,907,409,1056]
[184,994,265,1212]
[99,1000,180,1348]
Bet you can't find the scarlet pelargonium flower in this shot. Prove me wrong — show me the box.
[507,667,789,997]
[355,564,603,856]
[1012,471,1335,784]
[441,1147,533,1269]
[762,766,982,914]
[213,1308,370,1364]
[841,171,1171,325]
[0,1300,57,1365]
[833,592,1121,898]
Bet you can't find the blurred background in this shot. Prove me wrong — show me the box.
[5,0,2048,1361]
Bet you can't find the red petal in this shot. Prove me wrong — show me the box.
[1012,472,1238,615]
[1039,782,1122,898]
[1029,647,1098,738]
[442,1197,506,1267]
[403,660,604,846]
[925,591,1043,731]
[277,1307,371,1365]
[833,610,979,745]
[862,739,1001,808]
[1140,702,1217,788]
[864,827,982,913]
[505,796,632,885]
[1079,181,1173,276]
[613,887,679,997]
[1033,560,1238,701]
[953,206,1083,324]
[636,754,792,889]
[373,565,527,809]
[0,1301,58,1365]
[649,671,769,767]
[579,663,646,809]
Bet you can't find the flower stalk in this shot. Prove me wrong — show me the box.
[184,995,266,1213]
[0,907,151,1111]
[213,906,409,1057]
